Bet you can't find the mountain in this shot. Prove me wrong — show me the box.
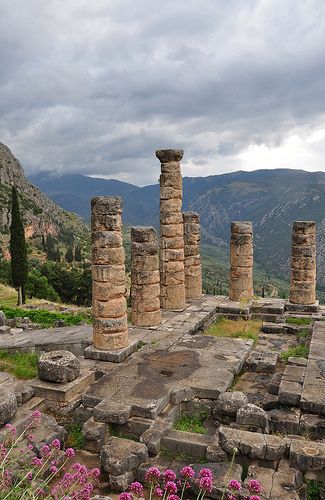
[0,143,89,258]
[29,168,325,289]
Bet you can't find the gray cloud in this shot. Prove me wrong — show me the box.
[1,0,325,185]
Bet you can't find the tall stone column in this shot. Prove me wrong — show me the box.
[131,227,161,326]
[91,196,128,350]
[229,221,254,301]
[183,211,202,299]
[156,149,185,310]
[290,221,316,305]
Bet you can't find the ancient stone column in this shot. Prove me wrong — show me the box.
[290,221,316,305]
[229,221,254,301]
[131,227,161,326]
[156,149,185,309]
[183,211,202,299]
[91,196,128,350]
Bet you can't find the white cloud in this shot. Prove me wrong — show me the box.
[1,0,325,185]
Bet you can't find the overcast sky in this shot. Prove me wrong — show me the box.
[1,0,325,185]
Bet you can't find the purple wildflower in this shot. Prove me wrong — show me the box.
[154,487,163,497]
[145,466,161,484]
[248,480,262,493]
[119,493,132,500]
[163,469,177,482]
[51,438,61,449]
[180,465,195,479]
[164,481,177,495]
[168,496,180,500]
[65,447,75,457]
[250,497,261,500]
[199,476,213,492]
[228,479,241,491]
[129,481,144,495]
[198,468,213,479]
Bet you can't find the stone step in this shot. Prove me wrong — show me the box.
[161,429,212,459]
[262,322,310,334]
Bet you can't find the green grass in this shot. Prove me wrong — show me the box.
[0,351,38,379]
[306,480,322,500]
[286,317,312,325]
[65,423,84,449]
[204,317,261,344]
[297,329,309,339]
[174,413,208,434]
[280,344,309,362]
[0,306,92,328]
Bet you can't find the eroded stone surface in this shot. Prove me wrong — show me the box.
[229,221,253,301]
[0,389,17,425]
[91,196,128,350]
[183,212,202,299]
[100,436,148,475]
[131,227,161,327]
[290,221,316,305]
[157,149,185,310]
[38,350,80,383]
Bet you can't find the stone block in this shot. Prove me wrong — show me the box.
[161,429,210,459]
[109,471,135,491]
[83,417,108,453]
[84,340,138,362]
[94,400,132,424]
[215,391,248,417]
[278,380,302,406]
[0,325,10,334]
[268,407,301,435]
[290,438,325,471]
[0,389,17,425]
[268,372,282,395]
[100,437,149,475]
[219,426,287,460]
[38,350,80,383]
[245,351,278,373]
[30,371,95,402]
[236,403,269,433]
[299,413,325,439]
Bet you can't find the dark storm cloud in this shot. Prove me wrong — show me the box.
[1,0,325,184]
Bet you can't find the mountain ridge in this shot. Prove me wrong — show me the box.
[29,167,325,288]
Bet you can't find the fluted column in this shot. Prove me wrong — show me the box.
[156,149,185,310]
[290,221,316,305]
[229,221,254,301]
[183,211,202,299]
[131,226,161,326]
[91,196,128,350]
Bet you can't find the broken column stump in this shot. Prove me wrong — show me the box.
[91,196,128,350]
[183,211,202,299]
[229,221,254,301]
[289,221,317,306]
[131,226,161,326]
[156,149,185,310]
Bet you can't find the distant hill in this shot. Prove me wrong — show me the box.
[0,143,89,258]
[30,168,325,290]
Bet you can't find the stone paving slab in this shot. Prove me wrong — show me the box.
[300,321,325,415]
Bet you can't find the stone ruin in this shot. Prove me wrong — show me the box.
[0,148,324,499]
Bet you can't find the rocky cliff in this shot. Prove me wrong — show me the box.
[0,142,89,257]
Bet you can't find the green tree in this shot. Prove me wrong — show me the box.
[9,186,28,305]
[74,244,82,262]
[25,269,60,302]
[65,246,74,263]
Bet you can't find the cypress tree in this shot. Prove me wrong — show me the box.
[10,186,28,305]
[75,244,82,262]
[65,246,74,263]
